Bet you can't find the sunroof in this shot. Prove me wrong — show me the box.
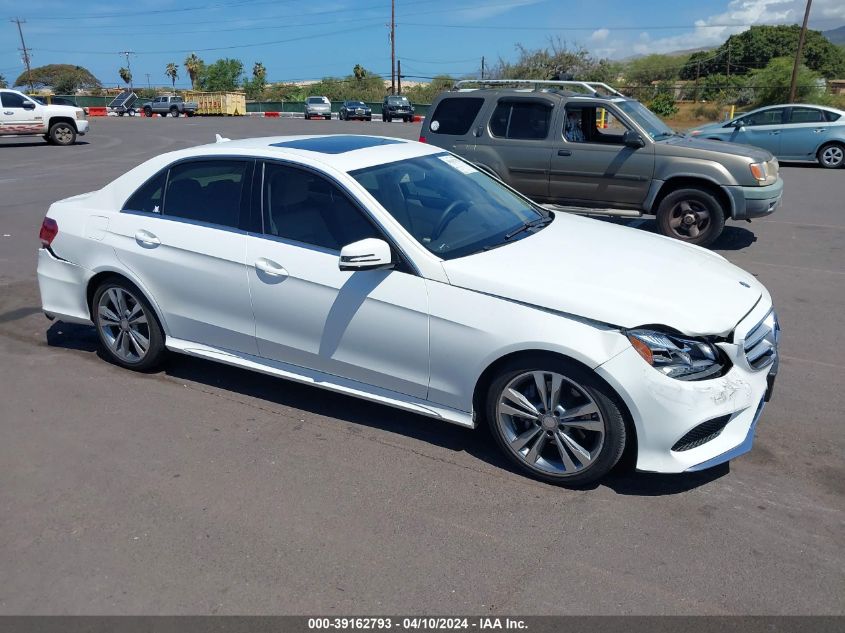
[270,135,404,154]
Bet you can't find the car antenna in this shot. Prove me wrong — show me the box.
[215,133,231,143]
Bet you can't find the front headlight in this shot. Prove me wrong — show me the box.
[626,329,727,381]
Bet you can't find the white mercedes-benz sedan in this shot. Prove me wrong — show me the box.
[36,134,779,485]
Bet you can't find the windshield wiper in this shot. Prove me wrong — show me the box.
[504,216,552,240]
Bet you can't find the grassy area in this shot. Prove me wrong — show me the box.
[663,102,734,131]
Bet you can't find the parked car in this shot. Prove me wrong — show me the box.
[423,80,784,247]
[142,96,198,118]
[382,95,415,122]
[688,104,845,169]
[0,89,89,145]
[305,96,332,120]
[339,100,372,121]
[36,134,778,486]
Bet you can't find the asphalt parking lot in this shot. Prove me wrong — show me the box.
[0,117,842,615]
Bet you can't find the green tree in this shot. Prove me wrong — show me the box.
[165,62,179,90]
[624,54,688,85]
[184,53,204,90]
[648,90,678,117]
[750,56,823,106]
[200,58,243,91]
[405,75,453,103]
[14,64,100,92]
[243,61,267,100]
[353,64,366,82]
[681,26,845,80]
[0,74,7,88]
[118,67,132,87]
[493,38,609,81]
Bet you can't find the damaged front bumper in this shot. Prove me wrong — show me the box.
[595,300,777,474]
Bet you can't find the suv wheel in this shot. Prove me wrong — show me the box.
[92,279,165,371]
[818,142,845,169]
[384,113,391,123]
[170,106,180,117]
[486,356,627,486]
[143,106,153,117]
[656,188,725,247]
[48,122,76,146]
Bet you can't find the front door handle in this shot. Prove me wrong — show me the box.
[255,258,288,278]
[3,111,13,115]
[769,131,781,135]
[557,149,572,156]
[134,230,161,246]
[813,128,825,133]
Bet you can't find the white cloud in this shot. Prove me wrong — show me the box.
[632,0,845,55]
[590,28,610,43]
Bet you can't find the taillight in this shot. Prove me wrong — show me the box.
[418,136,427,143]
[39,217,58,247]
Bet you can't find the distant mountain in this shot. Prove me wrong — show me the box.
[823,26,845,46]
[619,47,713,62]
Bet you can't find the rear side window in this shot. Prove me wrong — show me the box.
[124,170,167,213]
[429,98,484,136]
[824,111,841,122]
[164,160,249,228]
[789,107,824,123]
[489,101,552,140]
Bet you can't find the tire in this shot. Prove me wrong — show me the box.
[304,113,310,120]
[92,278,165,372]
[128,109,136,116]
[339,111,344,120]
[485,355,627,486]
[656,187,725,247]
[118,111,124,117]
[170,107,180,118]
[143,106,153,117]
[47,122,76,146]
[817,142,845,169]
[384,113,391,123]
[366,116,372,121]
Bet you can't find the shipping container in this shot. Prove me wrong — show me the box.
[184,91,246,116]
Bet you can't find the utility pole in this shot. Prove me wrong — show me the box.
[146,73,151,90]
[397,59,402,94]
[119,50,135,90]
[726,40,731,77]
[11,18,34,92]
[390,0,396,94]
[481,56,485,80]
[789,0,813,103]
[694,60,701,103]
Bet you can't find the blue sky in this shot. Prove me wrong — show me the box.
[1,0,844,89]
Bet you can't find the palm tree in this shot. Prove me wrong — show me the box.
[252,62,266,82]
[118,67,132,88]
[165,63,179,90]
[184,53,203,90]
[353,64,366,82]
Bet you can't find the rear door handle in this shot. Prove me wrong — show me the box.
[3,111,14,115]
[255,258,288,278]
[557,149,572,156]
[813,128,825,133]
[134,230,160,246]
[769,131,780,135]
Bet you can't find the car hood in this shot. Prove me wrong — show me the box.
[659,134,770,161]
[441,214,764,337]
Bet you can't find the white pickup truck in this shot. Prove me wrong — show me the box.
[0,89,89,145]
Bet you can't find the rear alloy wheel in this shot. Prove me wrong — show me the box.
[486,359,626,486]
[656,187,725,247]
[818,143,845,169]
[48,122,76,146]
[92,280,165,371]
[170,107,180,117]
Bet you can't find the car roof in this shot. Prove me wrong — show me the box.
[434,88,626,103]
[186,134,444,172]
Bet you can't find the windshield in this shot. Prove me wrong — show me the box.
[347,101,366,107]
[350,154,548,260]
[615,100,676,140]
[307,97,326,104]
[388,96,409,104]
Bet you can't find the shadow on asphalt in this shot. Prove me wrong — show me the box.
[0,141,91,148]
[44,321,729,496]
[604,217,758,251]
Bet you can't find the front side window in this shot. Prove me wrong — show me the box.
[351,154,546,260]
[740,108,784,127]
[163,160,248,228]
[428,98,484,136]
[489,101,551,140]
[263,163,379,251]
[0,91,31,108]
[788,107,824,124]
[563,105,631,145]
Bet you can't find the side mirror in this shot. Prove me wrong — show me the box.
[623,130,645,148]
[727,119,744,129]
[22,101,36,110]
[339,238,394,272]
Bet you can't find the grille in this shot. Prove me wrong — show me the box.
[743,310,779,371]
[672,415,732,452]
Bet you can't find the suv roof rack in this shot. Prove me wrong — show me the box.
[452,79,624,97]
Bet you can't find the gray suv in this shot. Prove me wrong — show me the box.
[305,96,332,120]
[423,80,783,246]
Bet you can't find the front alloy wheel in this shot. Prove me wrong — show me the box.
[487,360,626,485]
[93,280,165,370]
[656,188,725,247]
